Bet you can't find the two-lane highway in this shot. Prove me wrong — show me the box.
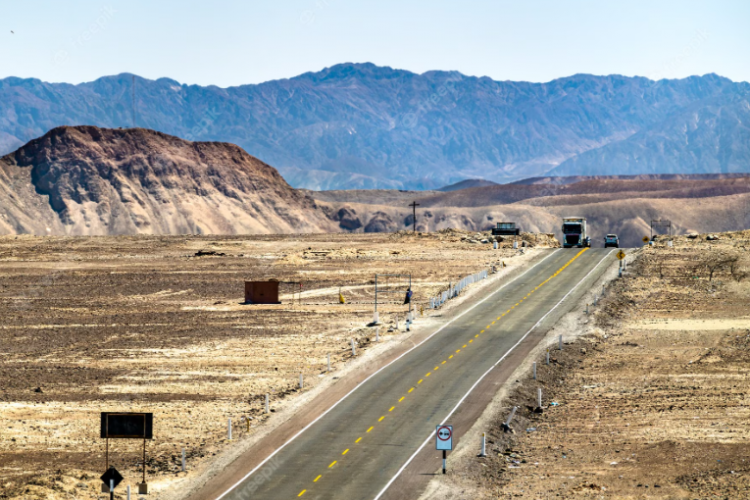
[190,248,614,500]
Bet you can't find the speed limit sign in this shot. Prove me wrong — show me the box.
[436,425,453,450]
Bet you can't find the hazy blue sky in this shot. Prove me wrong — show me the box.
[1,1,748,87]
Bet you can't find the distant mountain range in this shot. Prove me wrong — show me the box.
[1,63,749,190]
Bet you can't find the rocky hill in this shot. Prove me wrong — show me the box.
[2,65,749,190]
[0,126,334,235]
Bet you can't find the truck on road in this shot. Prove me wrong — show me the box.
[562,217,591,248]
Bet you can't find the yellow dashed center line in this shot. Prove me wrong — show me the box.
[300,248,589,497]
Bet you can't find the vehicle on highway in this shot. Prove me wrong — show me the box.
[604,234,619,248]
[562,217,591,248]
[491,221,520,236]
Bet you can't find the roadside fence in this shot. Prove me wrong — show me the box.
[429,269,488,309]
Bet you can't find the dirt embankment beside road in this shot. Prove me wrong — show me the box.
[426,230,750,499]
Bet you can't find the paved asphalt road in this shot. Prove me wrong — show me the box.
[202,248,614,500]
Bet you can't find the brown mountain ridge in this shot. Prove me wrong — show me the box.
[0,126,335,235]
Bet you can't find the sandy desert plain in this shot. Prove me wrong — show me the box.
[0,229,557,499]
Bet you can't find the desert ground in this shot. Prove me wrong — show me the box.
[0,230,556,499]
[422,230,750,499]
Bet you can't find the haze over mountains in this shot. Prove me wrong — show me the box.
[2,63,749,190]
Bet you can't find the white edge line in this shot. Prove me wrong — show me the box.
[372,249,615,500]
[213,249,561,500]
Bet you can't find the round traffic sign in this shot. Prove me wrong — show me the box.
[437,425,452,441]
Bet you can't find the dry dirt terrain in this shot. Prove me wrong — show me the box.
[425,230,750,499]
[0,230,556,499]
[315,176,750,247]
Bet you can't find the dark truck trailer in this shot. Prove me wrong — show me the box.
[491,222,520,236]
[562,217,591,248]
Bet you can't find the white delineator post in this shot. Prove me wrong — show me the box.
[127,485,131,500]
[479,433,487,457]
[351,338,356,356]
[559,335,563,350]
[506,406,518,426]
[546,350,550,365]
[265,394,269,414]
[376,327,380,342]
[537,388,543,408]
[228,418,232,440]
[181,448,186,472]
[299,373,303,389]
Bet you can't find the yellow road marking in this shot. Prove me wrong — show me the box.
[480,330,485,333]
[491,321,495,324]
[425,372,431,377]
[314,475,322,482]
[462,344,467,348]
[399,396,406,401]
[449,355,453,359]
[469,339,473,343]
[475,334,479,338]
[441,360,447,364]
[408,387,414,393]
[299,490,306,497]
[418,379,423,384]
[367,426,374,433]
[389,406,395,412]
[329,460,337,468]
[378,416,385,422]
[342,449,349,455]
[355,437,362,443]
[434,366,439,370]
[456,349,460,353]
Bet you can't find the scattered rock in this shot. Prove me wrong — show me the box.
[194,250,226,257]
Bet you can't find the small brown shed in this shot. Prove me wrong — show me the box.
[244,280,280,304]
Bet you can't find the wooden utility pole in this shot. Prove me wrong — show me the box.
[408,201,420,232]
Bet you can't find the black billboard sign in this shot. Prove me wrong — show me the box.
[100,412,153,439]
